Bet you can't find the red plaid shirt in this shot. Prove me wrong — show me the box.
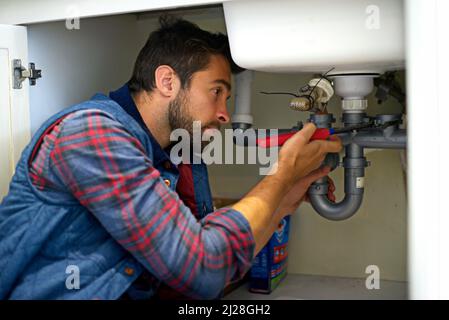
[28,109,255,299]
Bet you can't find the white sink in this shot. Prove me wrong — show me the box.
[223,0,404,74]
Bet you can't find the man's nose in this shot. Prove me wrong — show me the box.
[216,103,230,124]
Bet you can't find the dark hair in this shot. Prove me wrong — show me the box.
[128,15,244,93]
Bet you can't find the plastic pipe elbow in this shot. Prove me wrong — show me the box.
[308,192,363,221]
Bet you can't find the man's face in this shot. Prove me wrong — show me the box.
[168,54,232,148]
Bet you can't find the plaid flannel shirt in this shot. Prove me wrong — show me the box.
[28,107,255,299]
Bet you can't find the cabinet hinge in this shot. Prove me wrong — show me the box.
[13,59,42,89]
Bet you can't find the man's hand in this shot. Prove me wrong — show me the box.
[276,166,332,217]
[276,123,341,183]
[232,123,342,255]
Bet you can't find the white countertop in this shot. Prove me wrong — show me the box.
[224,274,407,300]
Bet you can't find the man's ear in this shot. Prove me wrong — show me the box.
[154,65,180,98]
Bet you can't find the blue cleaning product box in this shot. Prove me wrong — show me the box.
[249,216,290,293]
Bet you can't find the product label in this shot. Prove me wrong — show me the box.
[356,177,365,188]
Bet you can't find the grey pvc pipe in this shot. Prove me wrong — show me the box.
[352,129,406,149]
[309,192,364,221]
[232,70,254,127]
[308,144,366,221]
[337,129,407,149]
[308,169,364,221]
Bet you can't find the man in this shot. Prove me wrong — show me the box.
[0,16,341,299]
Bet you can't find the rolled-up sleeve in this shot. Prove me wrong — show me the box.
[48,109,255,299]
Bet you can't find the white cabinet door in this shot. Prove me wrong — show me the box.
[0,25,30,201]
[407,0,449,299]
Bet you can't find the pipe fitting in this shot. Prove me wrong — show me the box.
[330,75,377,100]
[309,113,335,128]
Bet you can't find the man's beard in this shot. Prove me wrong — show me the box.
[168,90,220,151]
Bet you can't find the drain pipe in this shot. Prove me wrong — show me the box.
[350,114,407,148]
[308,113,369,221]
[232,70,254,131]
[231,72,406,221]
[308,75,373,221]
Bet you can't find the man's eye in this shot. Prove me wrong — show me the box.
[213,88,222,95]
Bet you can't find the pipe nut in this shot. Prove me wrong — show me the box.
[342,99,368,112]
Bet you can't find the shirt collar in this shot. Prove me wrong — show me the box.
[109,83,172,167]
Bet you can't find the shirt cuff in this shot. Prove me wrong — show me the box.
[210,207,256,281]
